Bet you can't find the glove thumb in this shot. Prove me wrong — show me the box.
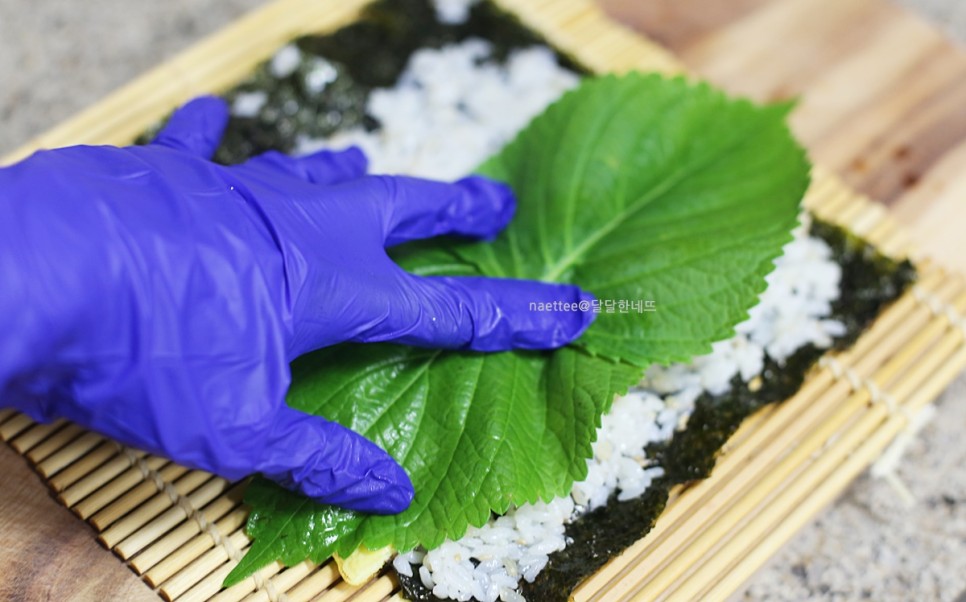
[256,405,414,514]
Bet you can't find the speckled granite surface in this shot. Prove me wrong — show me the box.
[0,1,963,600]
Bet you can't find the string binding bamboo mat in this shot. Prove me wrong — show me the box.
[1,0,964,600]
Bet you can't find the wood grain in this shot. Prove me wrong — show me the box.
[600,0,966,273]
[0,443,158,602]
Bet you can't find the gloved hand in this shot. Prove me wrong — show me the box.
[0,97,595,514]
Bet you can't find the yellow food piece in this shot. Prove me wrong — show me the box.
[334,545,394,586]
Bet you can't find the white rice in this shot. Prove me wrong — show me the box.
[270,44,302,78]
[231,91,268,118]
[303,57,339,94]
[261,22,845,601]
[434,0,480,24]
[294,39,580,180]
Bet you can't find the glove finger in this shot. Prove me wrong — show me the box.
[257,405,414,514]
[365,175,516,247]
[243,146,368,186]
[356,274,596,351]
[151,95,229,158]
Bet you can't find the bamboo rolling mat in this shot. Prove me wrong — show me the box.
[2,0,964,601]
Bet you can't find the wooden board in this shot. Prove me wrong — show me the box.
[1,0,964,600]
[0,443,159,601]
[599,0,966,274]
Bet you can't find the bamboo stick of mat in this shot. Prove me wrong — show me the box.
[1,0,962,601]
[131,482,248,574]
[350,577,399,602]
[89,462,193,530]
[175,549,286,602]
[23,416,84,464]
[49,440,120,491]
[25,422,85,464]
[264,563,341,602]
[116,477,233,559]
[99,471,214,548]
[59,448,149,508]
[517,0,585,27]
[223,559,317,602]
[160,529,254,600]
[185,559,285,602]
[8,420,66,454]
[321,574,397,602]
[145,508,251,588]
[313,579,367,602]
[35,431,104,477]
[73,455,170,520]
[0,413,37,441]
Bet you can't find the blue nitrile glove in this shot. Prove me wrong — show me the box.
[0,97,595,514]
